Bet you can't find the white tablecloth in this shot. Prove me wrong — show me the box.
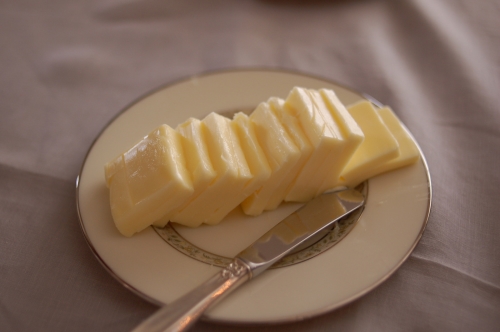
[1,0,499,331]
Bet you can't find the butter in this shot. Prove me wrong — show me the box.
[104,87,421,236]
[266,97,313,209]
[318,89,364,194]
[153,118,216,228]
[241,102,301,216]
[232,112,272,193]
[340,101,400,187]
[170,113,252,226]
[283,87,351,202]
[370,107,420,177]
[105,125,193,237]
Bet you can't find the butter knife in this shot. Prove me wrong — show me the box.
[132,188,365,332]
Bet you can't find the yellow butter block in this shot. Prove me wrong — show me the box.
[170,113,252,226]
[284,87,349,202]
[370,107,420,176]
[232,112,272,190]
[340,101,400,187]
[104,125,193,236]
[242,102,301,216]
[318,89,364,194]
[153,118,216,227]
[266,97,314,209]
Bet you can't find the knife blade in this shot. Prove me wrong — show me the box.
[132,188,365,332]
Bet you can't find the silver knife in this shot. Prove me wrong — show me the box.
[132,188,365,332]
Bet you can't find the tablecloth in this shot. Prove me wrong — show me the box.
[1,0,499,331]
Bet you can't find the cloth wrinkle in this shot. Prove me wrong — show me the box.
[409,254,500,292]
[434,120,500,140]
[384,0,499,115]
[0,162,75,187]
[92,0,227,22]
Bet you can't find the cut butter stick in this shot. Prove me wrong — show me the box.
[104,125,193,237]
[318,89,364,194]
[266,97,313,209]
[104,87,422,236]
[170,113,252,226]
[369,107,420,176]
[153,118,216,227]
[230,112,272,202]
[340,101,400,187]
[201,113,271,224]
[283,87,347,202]
[241,102,300,216]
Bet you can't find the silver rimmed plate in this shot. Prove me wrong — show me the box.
[76,69,431,324]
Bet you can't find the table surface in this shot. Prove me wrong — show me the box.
[1,0,499,331]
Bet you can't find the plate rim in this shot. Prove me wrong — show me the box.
[75,67,432,325]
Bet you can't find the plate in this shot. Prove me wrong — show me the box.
[76,69,431,324]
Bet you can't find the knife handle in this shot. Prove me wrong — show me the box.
[132,258,251,332]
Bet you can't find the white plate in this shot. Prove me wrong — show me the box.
[76,69,431,324]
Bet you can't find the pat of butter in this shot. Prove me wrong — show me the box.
[242,102,300,216]
[104,125,193,237]
[283,87,348,202]
[266,97,313,209]
[340,101,400,187]
[318,89,364,194]
[232,112,272,190]
[370,107,420,176]
[153,118,216,228]
[170,113,252,226]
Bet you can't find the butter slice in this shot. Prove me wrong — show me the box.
[242,102,300,216]
[170,113,252,226]
[283,87,346,202]
[153,118,216,227]
[318,89,364,193]
[267,97,313,208]
[231,112,272,207]
[340,101,400,187]
[369,107,420,176]
[104,125,193,236]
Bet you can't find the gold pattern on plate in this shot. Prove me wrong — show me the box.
[154,182,367,269]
